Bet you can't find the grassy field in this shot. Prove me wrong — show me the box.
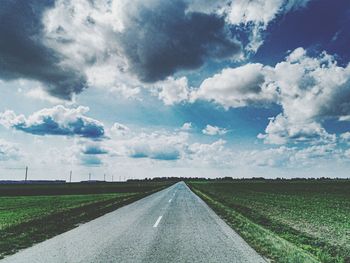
[0,181,169,196]
[188,179,350,263]
[0,181,172,258]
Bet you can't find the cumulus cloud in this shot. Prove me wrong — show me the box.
[0,0,311,100]
[0,105,105,139]
[192,63,277,108]
[0,139,21,161]
[238,142,341,168]
[80,143,108,155]
[340,132,350,143]
[181,122,192,131]
[223,0,311,51]
[118,131,188,161]
[258,114,336,145]
[36,0,241,97]
[258,48,350,144]
[53,139,107,166]
[195,47,350,144]
[187,139,233,166]
[154,77,191,106]
[110,122,129,136]
[272,48,350,123]
[202,125,228,136]
[240,146,295,167]
[107,126,229,163]
[225,0,310,27]
[292,144,340,166]
[1,0,239,99]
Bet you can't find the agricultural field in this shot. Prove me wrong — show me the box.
[0,180,170,196]
[188,179,350,263]
[0,193,134,230]
[0,181,171,258]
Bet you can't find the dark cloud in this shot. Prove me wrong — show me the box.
[0,0,240,98]
[0,0,86,99]
[119,0,241,82]
[130,149,180,161]
[13,118,104,139]
[83,145,108,155]
[80,155,103,166]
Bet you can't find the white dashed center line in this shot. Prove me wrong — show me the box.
[153,216,163,228]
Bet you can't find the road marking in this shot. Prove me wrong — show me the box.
[153,216,163,228]
[168,198,172,203]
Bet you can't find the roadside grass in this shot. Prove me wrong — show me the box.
[188,180,349,263]
[0,181,171,259]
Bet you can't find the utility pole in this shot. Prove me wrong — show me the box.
[112,175,114,182]
[69,171,72,183]
[104,173,106,181]
[89,173,91,181]
[25,166,28,182]
[119,176,121,182]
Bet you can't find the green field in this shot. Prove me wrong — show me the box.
[0,181,171,258]
[0,181,170,196]
[0,193,134,230]
[188,179,350,263]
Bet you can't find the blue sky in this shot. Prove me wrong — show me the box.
[0,0,350,180]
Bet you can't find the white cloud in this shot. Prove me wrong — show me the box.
[0,139,21,161]
[187,139,233,166]
[339,115,350,122]
[181,122,192,131]
[272,48,350,123]
[258,114,336,145]
[238,142,342,168]
[192,63,277,108]
[153,77,191,106]
[40,0,240,99]
[240,146,295,167]
[340,132,350,143]
[110,122,130,136]
[0,0,313,101]
[223,0,311,51]
[202,125,228,136]
[195,47,350,145]
[0,105,105,139]
[292,144,340,166]
[258,48,350,144]
[110,130,189,161]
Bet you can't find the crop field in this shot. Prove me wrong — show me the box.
[0,181,172,258]
[0,193,134,231]
[0,181,170,196]
[188,179,350,263]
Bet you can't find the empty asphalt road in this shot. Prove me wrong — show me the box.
[1,182,266,263]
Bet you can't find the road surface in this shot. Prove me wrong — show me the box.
[1,182,266,263]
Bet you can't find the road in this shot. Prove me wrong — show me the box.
[1,182,266,263]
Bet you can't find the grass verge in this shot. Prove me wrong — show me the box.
[190,186,321,263]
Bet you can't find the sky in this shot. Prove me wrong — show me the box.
[1,0,350,181]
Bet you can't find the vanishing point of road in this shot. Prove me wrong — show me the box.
[1,182,266,263]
